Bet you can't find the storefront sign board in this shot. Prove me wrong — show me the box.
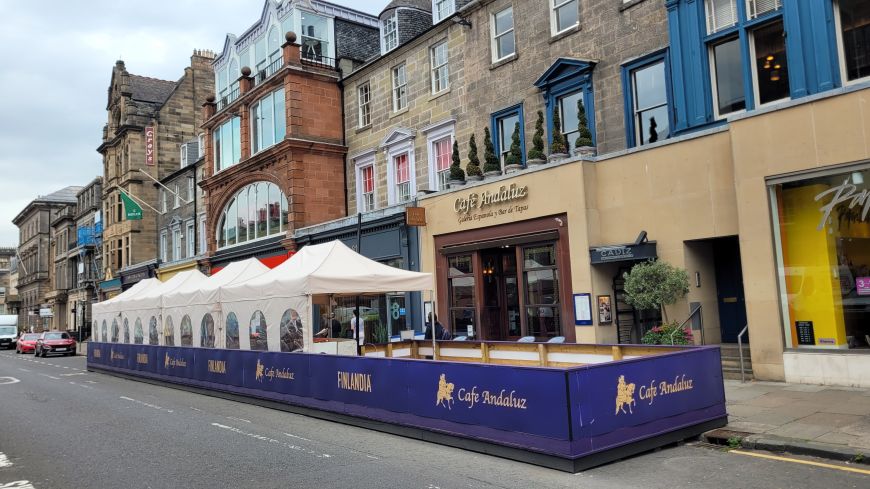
[857,277,870,296]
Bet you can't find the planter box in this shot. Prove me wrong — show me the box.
[448,180,466,189]
[466,175,483,182]
[525,159,546,167]
[484,170,503,178]
[548,153,569,163]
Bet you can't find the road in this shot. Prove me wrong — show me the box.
[0,349,867,489]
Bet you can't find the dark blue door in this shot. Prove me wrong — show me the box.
[714,237,748,343]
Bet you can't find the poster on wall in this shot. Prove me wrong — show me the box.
[574,293,592,326]
[597,295,612,325]
[857,277,870,296]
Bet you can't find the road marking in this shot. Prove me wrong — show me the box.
[37,374,60,380]
[284,432,312,442]
[119,396,174,413]
[0,377,21,385]
[731,450,870,475]
[60,372,87,377]
[189,407,202,412]
[227,416,251,423]
[0,452,11,467]
[0,482,36,489]
[212,423,331,458]
[17,368,29,372]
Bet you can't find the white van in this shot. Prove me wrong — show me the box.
[0,315,18,349]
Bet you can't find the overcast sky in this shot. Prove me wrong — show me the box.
[0,0,387,246]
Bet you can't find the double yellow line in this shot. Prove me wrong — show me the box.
[731,450,870,476]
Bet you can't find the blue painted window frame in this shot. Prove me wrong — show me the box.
[621,49,674,148]
[491,104,526,167]
[534,59,596,149]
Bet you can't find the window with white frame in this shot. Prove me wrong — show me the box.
[251,88,287,154]
[382,13,398,53]
[430,41,449,94]
[551,0,578,35]
[392,64,407,112]
[180,144,188,169]
[431,135,452,191]
[301,11,330,62]
[160,188,166,213]
[358,82,372,127]
[188,177,195,202]
[836,0,870,83]
[172,228,181,261]
[355,155,376,212]
[433,0,455,23]
[174,183,180,209]
[629,59,671,145]
[705,0,737,34]
[160,231,167,262]
[393,154,411,203]
[268,26,282,63]
[745,0,781,20]
[199,215,206,254]
[186,221,195,258]
[492,7,515,61]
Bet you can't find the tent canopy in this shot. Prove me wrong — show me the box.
[96,278,163,316]
[124,269,207,312]
[221,240,433,302]
[163,258,269,308]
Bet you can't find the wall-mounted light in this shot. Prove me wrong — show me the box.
[695,271,701,288]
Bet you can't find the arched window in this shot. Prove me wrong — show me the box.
[164,316,175,347]
[111,319,119,343]
[180,315,193,346]
[279,308,304,352]
[93,321,98,341]
[217,182,289,249]
[149,317,159,345]
[102,320,107,343]
[268,26,281,62]
[201,314,215,348]
[123,318,130,344]
[134,318,143,344]
[226,312,240,349]
[250,311,268,351]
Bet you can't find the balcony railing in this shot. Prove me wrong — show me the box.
[216,86,240,112]
[252,58,284,87]
[301,54,337,71]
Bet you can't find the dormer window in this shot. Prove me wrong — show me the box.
[433,0,455,24]
[382,13,398,53]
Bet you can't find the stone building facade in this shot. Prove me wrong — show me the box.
[98,51,214,297]
[67,178,103,336]
[46,199,78,330]
[0,248,15,316]
[13,186,81,331]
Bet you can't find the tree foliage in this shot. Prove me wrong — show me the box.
[504,122,523,167]
[466,133,483,177]
[550,106,568,154]
[623,260,689,322]
[449,139,465,181]
[527,110,546,160]
[575,99,593,148]
[483,127,501,173]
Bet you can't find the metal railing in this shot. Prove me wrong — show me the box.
[216,86,240,112]
[677,304,704,344]
[301,54,337,70]
[737,324,749,383]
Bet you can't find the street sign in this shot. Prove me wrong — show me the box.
[39,308,53,318]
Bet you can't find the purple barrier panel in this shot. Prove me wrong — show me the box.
[403,361,571,442]
[130,344,155,372]
[194,348,246,388]
[568,346,726,456]
[88,342,107,366]
[106,343,133,370]
[307,355,409,414]
[156,347,197,379]
[239,351,311,396]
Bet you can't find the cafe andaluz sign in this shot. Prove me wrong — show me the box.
[453,183,529,225]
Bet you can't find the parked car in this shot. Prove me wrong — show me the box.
[34,331,77,357]
[15,333,40,354]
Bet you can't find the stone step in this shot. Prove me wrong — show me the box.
[723,370,754,381]
[721,358,752,369]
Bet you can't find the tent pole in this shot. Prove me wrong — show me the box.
[355,212,362,357]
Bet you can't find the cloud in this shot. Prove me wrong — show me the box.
[0,0,388,245]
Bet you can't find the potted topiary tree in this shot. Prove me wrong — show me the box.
[573,99,596,157]
[623,259,689,327]
[503,122,524,174]
[482,127,503,177]
[526,110,547,166]
[466,134,483,182]
[448,139,465,188]
[549,106,569,162]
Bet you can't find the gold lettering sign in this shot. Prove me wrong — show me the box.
[136,353,148,365]
[254,358,294,383]
[453,184,529,225]
[163,353,187,369]
[93,349,101,358]
[208,359,227,374]
[110,349,125,361]
[617,374,695,415]
[337,370,372,392]
[436,373,527,411]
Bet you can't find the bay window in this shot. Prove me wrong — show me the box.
[251,88,286,154]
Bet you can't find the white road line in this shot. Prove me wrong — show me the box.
[119,396,174,413]
[226,416,251,423]
[59,372,87,377]
[0,452,11,468]
[17,368,29,372]
[212,423,332,458]
[284,432,312,442]
[37,374,60,380]
[189,407,202,412]
[0,377,21,385]
[0,482,36,489]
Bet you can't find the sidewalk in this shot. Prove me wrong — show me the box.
[704,380,870,462]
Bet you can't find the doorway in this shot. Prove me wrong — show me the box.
[713,237,748,343]
[480,247,522,340]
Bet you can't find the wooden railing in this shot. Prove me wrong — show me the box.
[362,340,684,368]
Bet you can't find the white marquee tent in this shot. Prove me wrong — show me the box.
[122,270,207,346]
[92,278,162,341]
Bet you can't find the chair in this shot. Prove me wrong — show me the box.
[547,336,566,344]
[517,336,536,343]
[453,336,467,341]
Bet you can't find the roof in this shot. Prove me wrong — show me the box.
[382,0,432,13]
[129,74,178,104]
[35,186,82,204]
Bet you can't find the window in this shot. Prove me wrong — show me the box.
[524,244,561,338]
[382,13,398,53]
[359,163,375,212]
[267,26,281,63]
[255,35,268,72]
[199,215,206,254]
[159,188,166,213]
[180,315,193,346]
[172,228,181,261]
[557,90,585,148]
[750,20,789,106]
[186,221,195,258]
[492,7,515,61]
[174,183,180,209]
[225,312,240,349]
[836,0,870,83]
[705,0,737,34]
[216,182,288,250]
[301,11,329,61]
[213,117,241,172]
[392,64,407,112]
[180,144,187,169]
[250,311,268,351]
[164,316,174,346]
[551,0,578,35]
[430,41,449,94]
[710,37,745,117]
[358,82,371,127]
[492,106,525,168]
[627,57,671,146]
[188,177,195,202]
[534,59,595,151]
[394,154,411,203]
[448,254,476,337]
[746,0,781,20]
[201,313,215,348]
[159,231,167,262]
[251,88,286,154]
[433,0,455,23]
[432,136,452,191]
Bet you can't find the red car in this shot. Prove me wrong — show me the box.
[15,333,40,354]
[34,331,77,357]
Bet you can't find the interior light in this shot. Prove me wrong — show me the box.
[770,70,780,82]
[853,172,865,185]
[766,55,774,61]
[774,64,781,69]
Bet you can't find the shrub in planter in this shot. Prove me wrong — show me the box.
[448,139,465,186]
[550,106,568,160]
[483,127,502,175]
[574,99,595,156]
[504,122,524,171]
[466,134,483,180]
[641,321,694,345]
[527,110,546,165]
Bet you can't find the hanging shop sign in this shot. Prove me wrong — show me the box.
[453,184,529,225]
[145,126,155,166]
[406,206,426,227]
[589,242,657,264]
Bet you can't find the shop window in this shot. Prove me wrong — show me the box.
[280,309,304,352]
[358,82,371,127]
[251,88,286,154]
[180,315,193,346]
[524,244,561,338]
[492,105,525,168]
[201,313,215,348]
[382,12,398,54]
[448,254,476,338]
[250,311,268,351]
[624,54,672,147]
[149,317,158,345]
[123,318,130,344]
[134,318,143,344]
[164,316,175,347]
[492,7,515,62]
[836,0,870,83]
[430,41,449,94]
[770,167,870,350]
[217,182,288,250]
[226,312,240,349]
[392,63,407,112]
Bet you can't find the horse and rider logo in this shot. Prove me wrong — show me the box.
[615,375,637,415]
[164,352,170,369]
[255,359,265,382]
[436,373,455,410]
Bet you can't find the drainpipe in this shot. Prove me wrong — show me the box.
[339,69,348,216]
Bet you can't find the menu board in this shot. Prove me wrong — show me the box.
[796,321,815,346]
